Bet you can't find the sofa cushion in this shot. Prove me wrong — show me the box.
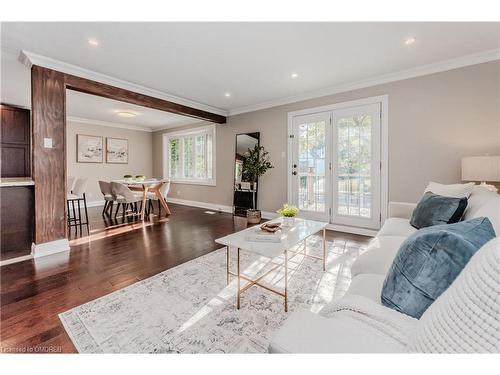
[410,192,468,229]
[268,309,407,353]
[378,217,418,237]
[425,181,474,198]
[464,186,500,234]
[409,237,500,353]
[381,217,496,319]
[351,236,406,277]
[345,274,385,304]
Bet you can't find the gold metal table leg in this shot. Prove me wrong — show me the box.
[237,247,241,309]
[284,249,288,312]
[323,228,326,271]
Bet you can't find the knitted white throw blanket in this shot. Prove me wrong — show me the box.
[321,237,500,353]
[409,237,500,353]
[321,295,418,347]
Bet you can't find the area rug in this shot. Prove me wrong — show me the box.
[59,236,366,353]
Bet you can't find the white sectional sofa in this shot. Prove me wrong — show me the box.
[269,186,500,353]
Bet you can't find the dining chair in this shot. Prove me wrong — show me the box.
[110,182,144,220]
[146,180,171,215]
[98,181,115,216]
[67,177,90,234]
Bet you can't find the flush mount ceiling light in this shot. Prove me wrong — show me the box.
[224,92,231,98]
[291,73,299,79]
[87,38,99,46]
[116,111,137,118]
[405,37,416,45]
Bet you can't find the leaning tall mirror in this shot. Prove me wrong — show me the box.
[233,132,260,217]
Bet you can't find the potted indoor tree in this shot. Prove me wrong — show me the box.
[242,144,273,224]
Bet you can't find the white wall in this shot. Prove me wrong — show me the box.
[66,121,153,204]
[153,60,500,211]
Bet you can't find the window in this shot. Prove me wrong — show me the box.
[163,125,216,185]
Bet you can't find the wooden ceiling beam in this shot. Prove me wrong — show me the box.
[64,72,227,124]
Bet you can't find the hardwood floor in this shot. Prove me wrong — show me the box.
[0,203,371,353]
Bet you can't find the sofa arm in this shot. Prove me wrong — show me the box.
[388,201,416,219]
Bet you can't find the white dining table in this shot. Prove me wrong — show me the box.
[113,179,171,220]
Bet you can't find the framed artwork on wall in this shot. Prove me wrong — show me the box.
[77,134,103,163]
[106,137,129,164]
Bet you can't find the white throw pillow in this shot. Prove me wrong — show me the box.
[424,181,475,198]
[464,185,498,217]
[408,237,500,353]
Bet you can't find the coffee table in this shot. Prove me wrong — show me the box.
[215,217,328,312]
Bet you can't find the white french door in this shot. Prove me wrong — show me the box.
[290,112,331,221]
[289,101,383,230]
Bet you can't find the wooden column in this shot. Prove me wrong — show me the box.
[31,65,67,244]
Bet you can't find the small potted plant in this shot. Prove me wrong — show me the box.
[242,144,274,224]
[123,174,133,183]
[277,204,299,227]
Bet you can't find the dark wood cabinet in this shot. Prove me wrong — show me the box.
[1,104,31,177]
[0,186,34,260]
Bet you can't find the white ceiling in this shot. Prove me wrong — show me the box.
[2,22,500,115]
[66,90,200,131]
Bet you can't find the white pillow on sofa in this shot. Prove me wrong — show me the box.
[424,181,475,198]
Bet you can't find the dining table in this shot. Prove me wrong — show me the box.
[113,179,171,220]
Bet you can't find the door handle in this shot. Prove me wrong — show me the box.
[292,171,297,175]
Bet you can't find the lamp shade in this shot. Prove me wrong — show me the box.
[462,156,500,182]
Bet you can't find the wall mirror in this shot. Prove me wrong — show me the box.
[233,132,260,216]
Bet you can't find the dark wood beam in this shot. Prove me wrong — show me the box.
[31,65,67,243]
[64,73,226,124]
[31,65,226,246]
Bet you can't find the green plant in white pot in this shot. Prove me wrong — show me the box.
[277,204,299,227]
[242,144,274,224]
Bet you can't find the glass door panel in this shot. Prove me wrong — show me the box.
[332,103,381,229]
[291,113,331,221]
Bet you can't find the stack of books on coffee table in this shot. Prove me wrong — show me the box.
[244,224,283,243]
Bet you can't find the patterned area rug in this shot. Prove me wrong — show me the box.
[59,236,366,353]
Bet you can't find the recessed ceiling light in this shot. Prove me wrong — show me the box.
[224,92,231,98]
[291,73,299,79]
[405,37,416,46]
[116,111,137,118]
[88,39,99,46]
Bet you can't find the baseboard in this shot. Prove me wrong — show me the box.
[167,197,233,213]
[0,254,33,267]
[31,238,70,258]
[91,196,377,237]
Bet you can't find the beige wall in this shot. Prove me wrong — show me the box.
[153,60,500,212]
[67,121,153,203]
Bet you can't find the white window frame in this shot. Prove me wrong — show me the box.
[162,124,216,186]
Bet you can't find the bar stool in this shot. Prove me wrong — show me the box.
[67,177,90,234]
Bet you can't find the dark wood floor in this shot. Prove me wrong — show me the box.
[0,203,371,353]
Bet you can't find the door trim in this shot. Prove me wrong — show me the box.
[287,95,389,230]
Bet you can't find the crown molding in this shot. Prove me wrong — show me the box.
[67,116,199,132]
[15,47,500,118]
[67,116,153,132]
[19,50,228,117]
[228,48,500,116]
